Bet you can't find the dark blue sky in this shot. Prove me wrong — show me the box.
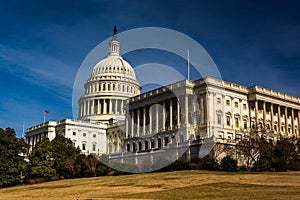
[0,0,299,137]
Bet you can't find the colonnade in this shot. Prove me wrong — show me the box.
[79,98,125,117]
[124,133,186,152]
[251,100,300,135]
[26,132,47,149]
[125,95,199,138]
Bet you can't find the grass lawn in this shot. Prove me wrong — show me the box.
[1,170,300,199]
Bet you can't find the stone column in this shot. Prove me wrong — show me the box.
[170,99,173,129]
[149,106,152,133]
[143,107,146,135]
[239,99,243,129]
[125,112,129,138]
[292,109,295,135]
[193,97,197,127]
[115,99,118,114]
[121,100,124,114]
[285,107,288,135]
[131,110,135,137]
[177,99,181,128]
[109,99,112,114]
[263,101,266,128]
[137,108,140,137]
[91,99,95,115]
[162,101,166,131]
[156,104,159,132]
[255,100,259,127]
[270,103,274,132]
[200,95,204,124]
[79,104,81,117]
[298,110,300,135]
[103,99,107,114]
[185,95,189,127]
[99,99,103,114]
[278,105,281,134]
[206,91,210,125]
[83,101,86,116]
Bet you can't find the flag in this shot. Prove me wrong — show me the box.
[44,110,49,116]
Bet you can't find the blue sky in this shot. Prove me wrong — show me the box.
[0,0,299,137]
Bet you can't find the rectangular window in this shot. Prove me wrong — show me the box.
[234,102,238,108]
[226,116,230,126]
[82,143,86,151]
[93,144,96,151]
[73,132,76,136]
[235,118,239,127]
[217,114,222,125]
[243,103,247,109]
[226,100,230,106]
[217,98,221,104]
[93,134,96,138]
[83,133,86,137]
[243,121,247,129]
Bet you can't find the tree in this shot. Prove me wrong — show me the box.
[51,134,80,178]
[0,128,29,188]
[82,154,99,177]
[236,137,259,171]
[28,138,56,179]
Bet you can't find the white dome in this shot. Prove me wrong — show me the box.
[78,30,140,123]
[90,55,137,80]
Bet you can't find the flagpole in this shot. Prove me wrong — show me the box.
[44,113,45,123]
[187,49,190,80]
[22,122,25,138]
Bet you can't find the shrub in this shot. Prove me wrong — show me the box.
[202,158,220,171]
[221,156,238,172]
[238,165,248,172]
[252,159,271,172]
[187,162,199,170]
[271,160,287,172]
[288,158,300,171]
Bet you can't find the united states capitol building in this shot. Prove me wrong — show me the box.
[26,29,300,162]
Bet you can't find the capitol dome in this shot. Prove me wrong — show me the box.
[78,28,141,122]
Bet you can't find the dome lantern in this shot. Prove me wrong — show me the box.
[108,26,120,56]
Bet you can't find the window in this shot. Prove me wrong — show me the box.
[243,103,247,109]
[217,98,221,104]
[234,102,238,108]
[243,121,247,129]
[217,114,222,125]
[82,143,86,151]
[274,125,278,131]
[226,100,230,106]
[73,132,76,136]
[235,118,239,127]
[259,122,263,129]
[83,133,86,137]
[226,116,231,126]
[93,134,96,138]
[93,144,96,151]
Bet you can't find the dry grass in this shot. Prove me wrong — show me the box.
[1,171,300,199]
